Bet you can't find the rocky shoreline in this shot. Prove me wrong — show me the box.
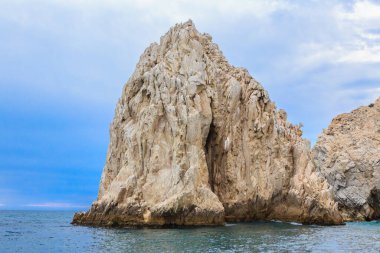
[72,20,379,227]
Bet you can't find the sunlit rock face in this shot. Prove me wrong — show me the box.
[72,20,343,227]
[314,98,380,221]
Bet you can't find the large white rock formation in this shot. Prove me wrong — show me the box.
[73,20,344,226]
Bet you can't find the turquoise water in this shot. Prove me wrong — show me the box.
[1,211,379,252]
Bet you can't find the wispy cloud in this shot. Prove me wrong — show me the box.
[266,1,380,125]
[298,0,380,67]
[43,0,291,22]
[0,0,290,30]
[335,1,380,64]
[124,0,292,23]
[25,202,88,208]
[338,0,380,21]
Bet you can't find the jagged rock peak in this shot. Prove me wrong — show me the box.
[72,21,343,227]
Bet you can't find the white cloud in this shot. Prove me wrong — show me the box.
[339,0,380,21]
[58,0,291,19]
[322,1,380,65]
[288,1,380,70]
[342,86,380,105]
[297,44,380,67]
[338,45,380,63]
[14,0,292,47]
[25,202,88,208]
[335,1,380,63]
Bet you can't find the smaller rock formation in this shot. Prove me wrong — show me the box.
[313,98,380,220]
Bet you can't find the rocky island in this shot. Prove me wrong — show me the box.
[73,20,379,227]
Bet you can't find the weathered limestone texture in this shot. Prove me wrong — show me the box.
[314,98,380,221]
[73,20,343,227]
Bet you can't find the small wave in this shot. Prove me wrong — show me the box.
[225,223,237,227]
[270,220,302,225]
[289,222,302,226]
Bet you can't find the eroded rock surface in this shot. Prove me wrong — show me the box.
[314,98,380,221]
[72,20,343,227]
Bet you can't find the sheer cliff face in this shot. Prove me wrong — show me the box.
[314,98,380,221]
[73,20,342,226]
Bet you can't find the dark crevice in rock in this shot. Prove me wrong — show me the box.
[205,122,217,193]
[368,187,380,219]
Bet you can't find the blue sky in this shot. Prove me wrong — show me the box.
[1,0,380,210]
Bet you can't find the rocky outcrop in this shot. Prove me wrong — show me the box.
[72,20,343,227]
[313,98,380,221]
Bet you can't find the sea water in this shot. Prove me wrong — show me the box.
[1,211,379,252]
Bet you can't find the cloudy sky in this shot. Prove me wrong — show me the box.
[1,0,379,210]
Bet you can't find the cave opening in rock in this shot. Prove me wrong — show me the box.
[205,122,217,193]
[368,187,380,219]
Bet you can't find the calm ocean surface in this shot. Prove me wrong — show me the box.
[0,211,379,253]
